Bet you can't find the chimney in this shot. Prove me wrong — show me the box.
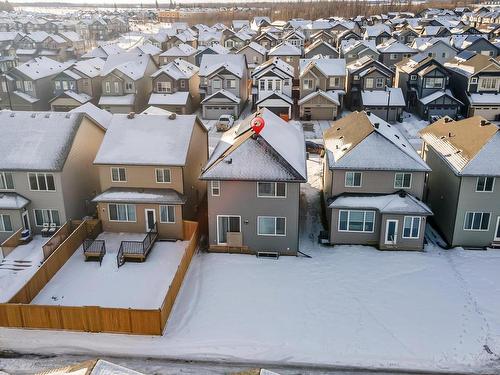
[374,122,379,129]
[127,112,135,119]
[169,113,177,120]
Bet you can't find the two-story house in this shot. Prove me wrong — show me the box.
[148,58,200,114]
[92,113,208,239]
[200,108,307,255]
[159,43,197,66]
[304,40,339,59]
[445,52,500,120]
[340,39,380,64]
[323,111,432,250]
[376,38,417,69]
[268,42,302,79]
[199,53,248,119]
[251,57,294,120]
[254,31,279,51]
[298,58,346,120]
[98,53,157,114]
[411,37,458,65]
[395,54,463,120]
[194,43,229,67]
[237,42,267,73]
[419,116,500,248]
[50,57,105,111]
[0,56,72,111]
[0,111,105,243]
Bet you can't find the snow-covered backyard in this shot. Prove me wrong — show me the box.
[31,232,187,309]
[0,235,44,302]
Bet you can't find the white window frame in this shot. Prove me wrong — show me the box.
[157,81,172,93]
[211,180,220,196]
[389,53,399,60]
[159,205,175,223]
[28,173,56,191]
[216,215,241,245]
[476,176,495,192]
[257,216,286,236]
[470,77,478,84]
[394,172,412,189]
[402,216,421,239]
[110,167,127,182]
[410,75,417,81]
[424,77,444,89]
[33,209,60,226]
[365,77,374,89]
[345,171,362,187]
[155,168,171,183]
[105,81,111,93]
[24,80,33,91]
[257,182,287,198]
[108,203,136,222]
[463,211,491,231]
[338,210,375,233]
[226,79,236,89]
[303,78,314,90]
[114,81,120,93]
[0,172,14,190]
[0,214,12,232]
[212,79,222,90]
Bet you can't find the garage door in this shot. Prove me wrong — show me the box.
[304,106,335,120]
[203,105,237,120]
[427,106,457,119]
[472,107,500,121]
[262,106,289,117]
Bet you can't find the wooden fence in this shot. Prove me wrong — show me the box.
[41,220,82,260]
[0,220,199,336]
[0,228,23,258]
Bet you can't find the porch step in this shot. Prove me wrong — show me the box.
[257,251,279,260]
[490,242,500,249]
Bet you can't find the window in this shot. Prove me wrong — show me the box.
[213,79,221,90]
[338,210,375,232]
[217,215,241,244]
[226,79,236,89]
[267,80,273,90]
[345,172,362,187]
[353,75,359,81]
[157,81,171,93]
[257,216,286,236]
[125,82,133,91]
[62,81,68,90]
[330,77,340,87]
[476,176,495,192]
[284,79,290,86]
[390,53,398,60]
[28,173,55,191]
[211,180,220,196]
[0,214,12,232]
[105,81,111,93]
[403,216,421,238]
[275,80,281,91]
[24,81,33,91]
[375,77,384,88]
[441,52,447,58]
[16,80,22,90]
[394,173,412,189]
[155,168,171,183]
[0,172,14,190]
[108,203,136,222]
[111,167,126,182]
[480,77,498,90]
[410,75,417,81]
[465,211,491,231]
[114,82,119,93]
[54,81,61,90]
[424,77,444,89]
[160,205,175,223]
[257,182,286,198]
[259,80,265,90]
[34,209,60,226]
[470,77,478,84]
[180,80,186,88]
[303,79,313,90]
[365,77,374,89]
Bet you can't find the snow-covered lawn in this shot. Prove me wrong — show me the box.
[399,111,430,151]
[0,235,44,302]
[31,232,187,309]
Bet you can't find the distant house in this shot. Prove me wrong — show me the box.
[159,43,197,66]
[411,38,458,65]
[199,54,248,119]
[445,52,500,120]
[98,53,157,114]
[254,31,279,51]
[0,111,105,242]
[361,88,405,122]
[376,38,417,69]
[419,116,500,248]
[268,42,302,79]
[363,24,392,45]
[298,58,346,120]
[323,111,432,250]
[148,59,200,114]
[194,43,229,66]
[395,54,462,120]
[251,57,294,119]
[237,42,267,73]
[304,40,339,59]
[200,109,307,255]
[340,40,379,64]
[92,112,208,239]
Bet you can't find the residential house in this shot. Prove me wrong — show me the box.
[222,29,252,52]
[395,54,463,120]
[237,42,267,73]
[159,43,197,66]
[376,38,417,69]
[298,58,346,120]
[340,40,379,64]
[194,43,229,67]
[304,40,339,59]
[98,53,157,114]
[445,52,500,120]
[323,111,432,250]
[148,58,200,114]
[251,57,294,119]
[254,31,279,51]
[0,111,105,242]
[268,42,302,79]
[58,31,85,59]
[81,43,125,60]
[92,113,208,239]
[411,38,458,65]
[283,29,305,51]
[50,57,105,111]
[419,116,500,247]
[199,54,248,119]
[363,24,392,45]
[200,109,307,255]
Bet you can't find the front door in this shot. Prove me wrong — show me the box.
[22,211,30,231]
[385,219,398,245]
[217,215,241,245]
[495,216,500,242]
[145,209,156,232]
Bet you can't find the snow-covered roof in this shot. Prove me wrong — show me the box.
[198,53,246,78]
[0,193,30,210]
[252,57,294,79]
[101,53,152,81]
[329,193,432,215]
[151,58,198,80]
[159,43,197,57]
[148,92,189,106]
[14,57,73,80]
[468,92,500,105]
[92,187,186,205]
[201,108,306,181]
[298,90,340,106]
[201,89,240,104]
[98,94,135,106]
[419,116,500,176]
[361,88,406,107]
[61,90,92,104]
[419,89,463,105]
[0,111,86,171]
[268,42,302,56]
[12,90,38,104]
[71,57,104,78]
[324,111,430,172]
[299,58,346,77]
[377,38,417,53]
[141,106,173,116]
[94,113,203,167]
[256,91,293,105]
[69,102,112,130]
[238,41,267,56]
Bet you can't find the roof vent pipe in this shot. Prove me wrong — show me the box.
[169,113,177,120]
[127,112,135,119]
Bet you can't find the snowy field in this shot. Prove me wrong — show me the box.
[0,235,44,302]
[31,232,187,308]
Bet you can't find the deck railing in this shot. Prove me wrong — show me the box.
[117,223,158,267]
[83,239,106,266]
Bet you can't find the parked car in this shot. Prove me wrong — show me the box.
[216,114,235,132]
[306,141,324,155]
